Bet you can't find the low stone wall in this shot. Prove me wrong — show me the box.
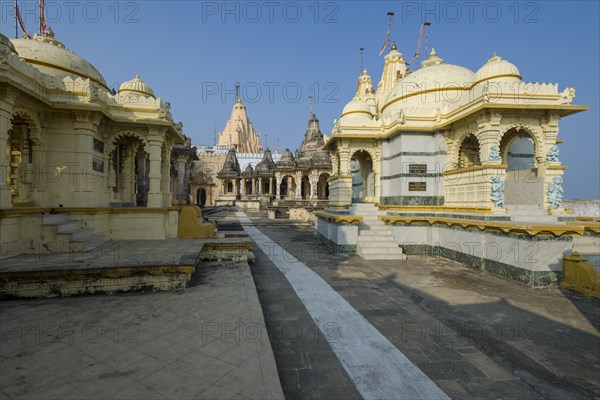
[563,199,600,217]
[0,208,179,258]
[393,224,572,286]
[315,214,360,253]
[0,265,195,299]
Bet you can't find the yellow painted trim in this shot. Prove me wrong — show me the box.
[382,73,522,112]
[472,73,523,86]
[328,175,352,182]
[323,104,588,150]
[340,110,373,118]
[379,205,493,214]
[380,215,585,237]
[118,88,156,99]
[382,86,470,111]
[20,58,109,90]
[547,165,568,170]
[443,164,507,176]
[314,211,363,224]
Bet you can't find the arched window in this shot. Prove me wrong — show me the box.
[459,135,480,168]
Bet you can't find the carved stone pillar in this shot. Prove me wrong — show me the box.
[176,155,187,200]
[0,108,12,208]
[147,133,164,207]
[258,177,263,195]
[295,172,302,199]
[73,112,101,206]
[476,112,502,165]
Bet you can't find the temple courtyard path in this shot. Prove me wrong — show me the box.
[236,211,600,400]
[0,260,283,400]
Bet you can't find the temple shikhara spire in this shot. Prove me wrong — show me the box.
[217,88,262,153]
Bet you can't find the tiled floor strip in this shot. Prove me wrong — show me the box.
[236,212,449,400]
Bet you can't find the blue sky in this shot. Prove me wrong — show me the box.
[1,0,598,198]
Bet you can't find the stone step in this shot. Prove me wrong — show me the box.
[358,234,394,242]
[56,221,84,233]
[42,213,69,225]
[357,247,406,260]
[359,224,391,231]
[357,241,400,249]
[358,253,407,260]
[69,235,108,252]
[360,243,403,254]
[358,230,393,237]
[69,228,95,241]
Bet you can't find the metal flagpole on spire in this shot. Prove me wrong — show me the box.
[39,0,48,36]
[360,48,365,72]
[379,12,394,58]
[309,96,313,116]
[14,0,31,39]
[235,82,240,101]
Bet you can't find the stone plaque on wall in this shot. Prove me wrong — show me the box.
[409,182,427,192]
[409,164,427,173]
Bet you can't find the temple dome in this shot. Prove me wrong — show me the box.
[340,97,375,126]
[11,34,107,87]
[474,53,521,84]
[255,148,275,175]
[341,97,373,116]
[243,164,254,176]
[276,148,296,170]
[119,74,155,98]
[383,49,475,115]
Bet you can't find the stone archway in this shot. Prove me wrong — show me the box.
[301,175,311,200]
[317,173,330,199]
[458,134,481,168]
[280,175,296,199]
[500,128,542,207]
[198,188,207,206]
[109,134,148,206]
[7,115,35,204]
[350,150,373,202]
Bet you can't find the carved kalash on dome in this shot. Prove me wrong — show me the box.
[0,22,189,257]
[317,22,589,285]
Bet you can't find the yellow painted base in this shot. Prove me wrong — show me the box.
[561,252,600,299]
[177,206,216,239]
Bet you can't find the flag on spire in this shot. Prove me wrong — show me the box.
[39,0,48,35]
[14,0,31,39]
[379,12,394,58]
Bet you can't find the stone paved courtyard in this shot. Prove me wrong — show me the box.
[0,261,282,400]
[247,220,600,400]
